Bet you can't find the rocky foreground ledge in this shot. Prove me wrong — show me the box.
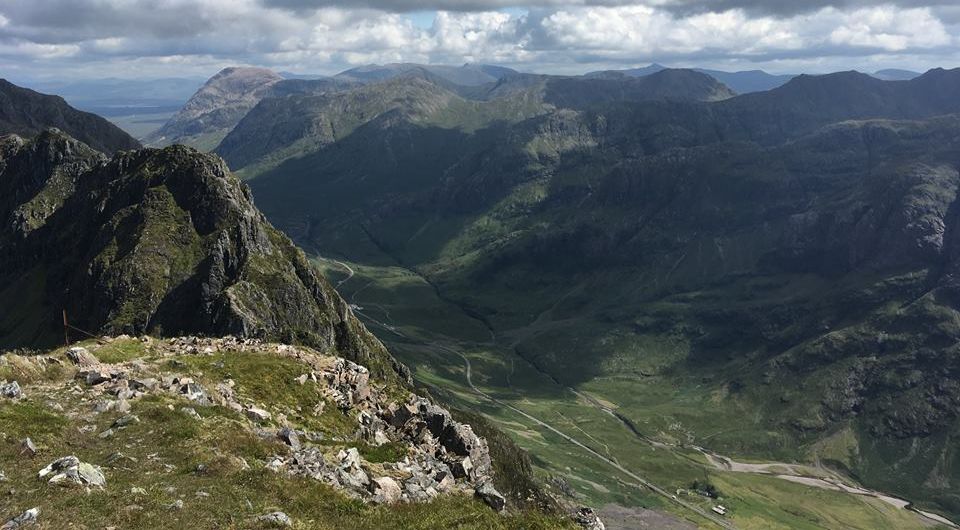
[0,336,578,529]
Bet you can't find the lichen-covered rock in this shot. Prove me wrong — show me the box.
[38,456,105,488]
[0,381,21,399]
[0,507,39,530]
[65,347,100,367]
[256,511,292,528]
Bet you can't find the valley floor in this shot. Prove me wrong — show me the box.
[314,255,958,530]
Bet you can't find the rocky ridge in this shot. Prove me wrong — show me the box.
[0,336,543,528]
[0,130,405,381]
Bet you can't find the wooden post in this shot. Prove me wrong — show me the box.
[62,309,69,346]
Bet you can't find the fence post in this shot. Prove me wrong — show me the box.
[62,309,69,346]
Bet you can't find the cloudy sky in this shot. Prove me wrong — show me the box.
[1,0,959,81]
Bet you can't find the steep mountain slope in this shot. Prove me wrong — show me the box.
[0,80,141,154]
[0,129,408,380]
[144,67,284,149]
[244,67,960,522]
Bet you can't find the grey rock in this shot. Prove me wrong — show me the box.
[20,438,36,458]
[112,414,140,428]
[0,507,39,529]
[129,378,158,391]
[65,347,100,367]
[369,476,402,504]
[277,427,301,450]
[168,499,184,510]
[0,381,22,399]
[246,407,271,423]
[256,511,292,527]
[38,456,105,488]
[80,369,113,386]
[77,462,106,487]
[181,407,202,420]
[475,482,506,513]
[575,507,606,530]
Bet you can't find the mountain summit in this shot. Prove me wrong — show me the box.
[0,129,404,379]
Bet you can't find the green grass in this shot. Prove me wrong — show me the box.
[313,251,954,530]
[0,345,575,529]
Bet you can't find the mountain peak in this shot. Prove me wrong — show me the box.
[0,131,406,379]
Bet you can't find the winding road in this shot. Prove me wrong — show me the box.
[440,344,736,529]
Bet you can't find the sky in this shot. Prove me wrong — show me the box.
[1,0,959,81]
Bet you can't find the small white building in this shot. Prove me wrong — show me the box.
[712,505,728,516]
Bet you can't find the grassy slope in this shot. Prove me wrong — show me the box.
[0,338,572,529]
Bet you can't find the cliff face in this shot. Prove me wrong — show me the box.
[0,79,141,154]
[0,130,405,380]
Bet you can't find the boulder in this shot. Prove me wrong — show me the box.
[475,481,506,513]
[369,476,402,504]
[65,347,100,367]
[256,511,292,527]
[1,507,39,529]
[277,427,301,450]
[0,381,22,399]
[246,407,271,423]
[38,456,105,488]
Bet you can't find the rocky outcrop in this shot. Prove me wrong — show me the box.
[23,336,502,511]
[0,131,407,381]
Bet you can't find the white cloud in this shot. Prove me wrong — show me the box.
[0,0,957,79]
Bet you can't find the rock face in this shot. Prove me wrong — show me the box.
[0,130,405,380]
[0,79,140,154]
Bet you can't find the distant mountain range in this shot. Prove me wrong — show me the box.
[194,65,960,523]
[589,63,923,93]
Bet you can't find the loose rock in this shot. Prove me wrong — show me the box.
[19,438,36,458]
[475,481,506,513]
[38,456,105,488]
[65,347,100,367]
[246,407,271,422]
[256,511,292,527]
[0,507,39,529]
[0,381,22,399]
